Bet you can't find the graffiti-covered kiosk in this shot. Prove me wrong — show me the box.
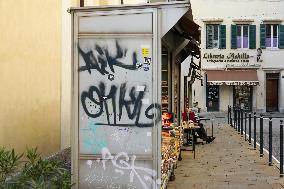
[69,2,200,189]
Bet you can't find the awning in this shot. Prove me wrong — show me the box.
[162,9,200,64]
[206,70,259,85]
[173,12,200,42]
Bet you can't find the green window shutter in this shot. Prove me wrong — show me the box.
[260,24,266,49]
[219,25,226,49]
[231,25,237,49]
[249,25,256,49]
[279,25,284,49]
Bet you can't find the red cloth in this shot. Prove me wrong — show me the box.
[182,111,196,122]
[182,112,188,121]
[189,111,196,122]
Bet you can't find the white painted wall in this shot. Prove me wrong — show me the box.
[184,0,284,112]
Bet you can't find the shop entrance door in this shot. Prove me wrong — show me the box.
[266,73,279,112]
[207,85,219,111]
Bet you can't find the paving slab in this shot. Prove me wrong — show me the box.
[167,124,284,189]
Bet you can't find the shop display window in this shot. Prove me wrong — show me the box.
[162,51,169,113]
[233,85,252,111]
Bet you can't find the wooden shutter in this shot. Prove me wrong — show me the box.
[279,25,284,49]
[260,24,266,49]
[249,25,256,49]
[219,25,226,49]
[231,25,237,49]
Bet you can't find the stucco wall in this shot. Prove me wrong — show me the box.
[0,0,61,155]
[189,0,284,112]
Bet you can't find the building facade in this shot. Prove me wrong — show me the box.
[186,0,284,113]
[0,0,63,155]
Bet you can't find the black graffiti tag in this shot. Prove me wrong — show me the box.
[78,40,138,75]
[81,82,161,127]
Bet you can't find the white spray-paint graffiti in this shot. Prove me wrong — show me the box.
[84,148,160,189]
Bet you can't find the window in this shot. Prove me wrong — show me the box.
[206,25,219,49]
[232,24,255,49]
[207,24,226,49]
[237,25,249,48]
[266,24,278,48]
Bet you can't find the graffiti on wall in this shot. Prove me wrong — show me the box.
[78,40,137,78]
[78,39,160,188]
[84,147,160,189]
[78,40,161,127]
[81,82,161,127]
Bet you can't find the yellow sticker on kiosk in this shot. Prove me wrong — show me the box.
[141,45,150,57]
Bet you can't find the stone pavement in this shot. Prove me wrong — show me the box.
[167,122,284,189]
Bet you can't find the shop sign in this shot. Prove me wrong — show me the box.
[208,81,258,86]
[203,52,253,63]
[226,62,261,68]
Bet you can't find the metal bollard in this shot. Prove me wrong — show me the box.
[233,107,236,130]
[254,112,256,150]
[228,105,230,124]
[269,117,273,166]
[230,109,233,127]
[249,113,252,144]
[238,108,241,133]
[260,114,263,157]
[211,119,214,137]
[241,109,243,136]
[245,111,247,141]
[229,106,232,127]
[280,120,283,177]
[234,107,237,130]
[236,107,239,132]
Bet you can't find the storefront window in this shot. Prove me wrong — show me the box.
[161,51,169,113]
[207,85,219,111]
[233,85,252,111]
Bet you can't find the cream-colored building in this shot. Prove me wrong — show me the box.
[181,0,284,113]
[0,0,64,155]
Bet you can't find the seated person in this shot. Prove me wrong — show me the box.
[182,108,215,143]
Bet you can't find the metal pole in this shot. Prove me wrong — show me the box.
[234,107,237,129]
[228,105,230,124]
[230,106,232,127]
[211,119,214,137]
[260,114,263,157]
[241,109,243,136]
[249,113,252,144]
[238,108,241,133]
[245,111,247,141]
[280,120,283,177]
[269,117,272,166]
[254,112,256,150]
[235,107,238,130]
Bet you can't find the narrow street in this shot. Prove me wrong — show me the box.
[167,116,284,189]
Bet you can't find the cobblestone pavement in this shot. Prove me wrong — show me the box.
[167,113,284,189]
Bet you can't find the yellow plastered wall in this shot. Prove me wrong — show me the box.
[0,0,61,156]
